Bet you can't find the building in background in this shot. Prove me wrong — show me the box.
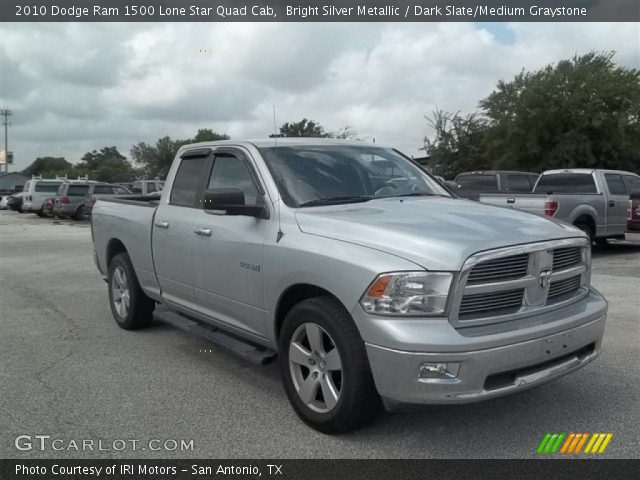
[0,172,29,195]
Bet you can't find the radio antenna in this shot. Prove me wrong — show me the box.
[272,104,284,242]
[272,104,278,148]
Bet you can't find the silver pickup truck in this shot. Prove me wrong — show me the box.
[479,169,640,244]
[91,139,607,433]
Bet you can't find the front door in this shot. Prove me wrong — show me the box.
[191,149,272,337]
[152,151,212,308]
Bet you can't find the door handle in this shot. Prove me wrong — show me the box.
[194,227,212,237]
[155,220,170,229]
[608,200,615,207]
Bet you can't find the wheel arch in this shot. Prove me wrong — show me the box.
[274,283,347,341]
[106,238,128,269]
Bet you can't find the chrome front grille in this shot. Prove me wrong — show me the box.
[548,275,582,302]
[467,254,529,284]
[552,247,582,270]
[459,288,525,319]
[451,239,590,328]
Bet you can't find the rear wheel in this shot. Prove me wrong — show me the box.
[108,252,154,330]
[278,296,380,434]
[73,206,87,221]
[574,221,594,244]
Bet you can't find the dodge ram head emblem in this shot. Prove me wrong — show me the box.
[538,269,552,289]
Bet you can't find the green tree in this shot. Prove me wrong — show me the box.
[79,146,126,169]
[193,128,230,143]
[480,52,640,172]
[78,146,136,183]
[23,157,74,177]
[422,109,489,178]
[131,129,230,178]
[274,118,331,138]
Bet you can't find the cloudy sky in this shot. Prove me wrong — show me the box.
[1,21,638,171]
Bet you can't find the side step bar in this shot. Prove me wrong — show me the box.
[153,308,277,366]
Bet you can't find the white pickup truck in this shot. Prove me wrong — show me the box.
[480,169,640,244]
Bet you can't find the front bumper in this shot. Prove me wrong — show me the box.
[362,289,607,409]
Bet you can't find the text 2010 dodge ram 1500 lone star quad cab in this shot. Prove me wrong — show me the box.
[91,139,608,433]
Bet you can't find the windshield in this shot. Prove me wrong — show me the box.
[258,145,450,207]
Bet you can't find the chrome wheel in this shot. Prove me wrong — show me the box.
[289,323,343,413]
[111,266,130,317]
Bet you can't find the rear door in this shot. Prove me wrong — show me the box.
[603,173,629,235]
[152,151,213,308]
[191,148,272,337]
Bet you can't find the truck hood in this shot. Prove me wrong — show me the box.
[295,197,582,271]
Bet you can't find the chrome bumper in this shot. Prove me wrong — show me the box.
[365,292,607,410]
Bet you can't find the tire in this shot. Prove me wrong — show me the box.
[594,237,609,247]
[73,206,87,221]
[574,221,594,243]
[278,296,381,434]
[35,210,48,218]
[108,252,155,330]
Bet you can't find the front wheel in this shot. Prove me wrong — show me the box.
[278,296,380,434]
[108,252,154,330]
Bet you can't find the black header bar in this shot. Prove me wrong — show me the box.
[2,0,639,22]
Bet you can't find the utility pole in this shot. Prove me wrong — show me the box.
[1,109,13,174]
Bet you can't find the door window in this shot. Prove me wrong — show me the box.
[207,154,259,205]
[170,157,210,207]
[623,175,640,194]
[604,174,627,195]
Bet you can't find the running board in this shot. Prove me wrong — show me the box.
[153,308,276,366]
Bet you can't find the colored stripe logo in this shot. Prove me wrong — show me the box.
[537,433,613,454]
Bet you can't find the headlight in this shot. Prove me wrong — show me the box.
[360,271,453,316]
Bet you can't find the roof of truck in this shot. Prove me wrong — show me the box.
[178,138,387,151]
[542,168,638,176]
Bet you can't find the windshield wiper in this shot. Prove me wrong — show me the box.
[299,195,373,207]
[389,192,450,198]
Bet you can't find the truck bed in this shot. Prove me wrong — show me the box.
[91,196,160,297]
[478,193,547,216]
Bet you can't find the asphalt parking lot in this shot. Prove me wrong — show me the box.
[1,210,638,459]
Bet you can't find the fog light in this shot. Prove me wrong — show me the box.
[418,362,460,381]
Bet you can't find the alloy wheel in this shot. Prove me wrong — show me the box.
[288,322,343,413]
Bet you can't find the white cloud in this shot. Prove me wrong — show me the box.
[1,21,638,170]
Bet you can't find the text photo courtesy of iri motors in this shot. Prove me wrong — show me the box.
[0,1,639,479]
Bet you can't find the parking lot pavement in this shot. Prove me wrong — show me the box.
[1,210,639,459]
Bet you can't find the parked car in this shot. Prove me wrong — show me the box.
[54,180,111,220]
[7,192,24,212]
[628,192,640,232]
[129,179,165,196]
[91,139,606,433]
[41,197,56,218]
[479,169,640,244]
[83,184,131,217]
[454,170,539,200]
[22,177,65,216]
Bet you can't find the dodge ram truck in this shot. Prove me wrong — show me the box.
[91,139,608,433]
[479,169,640,244]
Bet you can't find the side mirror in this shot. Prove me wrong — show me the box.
[202,188,268,219]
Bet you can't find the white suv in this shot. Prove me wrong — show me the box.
[22,177,65,216]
